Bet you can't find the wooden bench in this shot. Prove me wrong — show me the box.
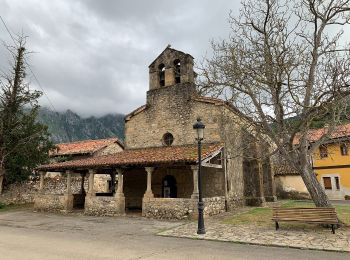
[272,207,339,234]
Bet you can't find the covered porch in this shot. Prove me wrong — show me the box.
[35,143,226,219]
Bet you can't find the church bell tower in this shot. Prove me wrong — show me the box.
[148,45,196,90]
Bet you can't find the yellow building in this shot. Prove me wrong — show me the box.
[312,125,350,199]
[275,123,350,200]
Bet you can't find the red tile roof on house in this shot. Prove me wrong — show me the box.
[39,143,223,171]
[51,138,124,156]
[293,123,350,145]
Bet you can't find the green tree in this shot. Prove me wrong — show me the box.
[0,38,54,192]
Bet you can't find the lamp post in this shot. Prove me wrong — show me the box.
[193,117,206,235]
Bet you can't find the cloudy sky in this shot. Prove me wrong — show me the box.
[0,1,349,117]
[0,0,240,117]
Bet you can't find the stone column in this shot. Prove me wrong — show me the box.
[88,169,95,196]
[144,167,154,198]
[116,169,124,198]
[39,171,45,193]
[64,170,74,211]
[115,168,125,215]
[191,166,199,199]
[66,170,72,195]
[80,173,86,194]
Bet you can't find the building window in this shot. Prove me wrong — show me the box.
[335,177,340,190]
[319,145,328,158]
[340,144,348,156]
[174,59,181,84]
[159,63,165,86]
[323,177,332,190]
[162,133,174,146]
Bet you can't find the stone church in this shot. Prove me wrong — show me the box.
[35,46,276,219]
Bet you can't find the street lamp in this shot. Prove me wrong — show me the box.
[193,117,206,235]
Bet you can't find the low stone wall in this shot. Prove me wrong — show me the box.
[142,196,226,220]
[0,180,39,205]
[0,177,87,205]
[142,198,196,220]
[226,192,245,210]
[203,196,226,216]
[84,195,125,216]
[33,193,73,212]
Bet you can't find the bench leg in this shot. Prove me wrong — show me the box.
[275,221,279,231]
[331,224,335,234]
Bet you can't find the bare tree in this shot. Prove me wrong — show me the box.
[200,0,350,207]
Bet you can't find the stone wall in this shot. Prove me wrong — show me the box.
[151,167,193,198]
[142,196,226,220]
[142,198,196,219]
[0,180,39,205]
[203,196,226,216]
[84,195,125,216]
[202,168,225,197]
[94,142,124,156]
[0,176,87,205]
[125,84,223,149]
[33,194,73,212]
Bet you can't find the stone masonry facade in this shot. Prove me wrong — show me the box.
[34,47,276,219]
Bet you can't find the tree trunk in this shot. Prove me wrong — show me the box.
[0,168,4,195]
[300,164,332,207]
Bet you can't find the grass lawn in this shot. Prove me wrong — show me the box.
[223,200,350,228]
[0,202,33,212]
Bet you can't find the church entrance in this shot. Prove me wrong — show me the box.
[162,175,177,198]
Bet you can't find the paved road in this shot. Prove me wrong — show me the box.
[0,210,348,260]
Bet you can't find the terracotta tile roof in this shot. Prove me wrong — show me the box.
[293,123,350,145]
[39,143,223,171]
[51,138,123,156]
[273,163,299,176]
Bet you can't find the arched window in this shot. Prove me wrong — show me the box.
[158,63,165,86]
[174,59,181,83]
[162,132,174,146]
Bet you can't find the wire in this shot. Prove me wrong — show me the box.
[0,15,57,112]
[0,15,16,46]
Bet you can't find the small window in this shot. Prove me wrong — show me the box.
[162,133,174,146]
[335,177,340,190]
[159,64,165,86]
[323,177,332,190]
[340,144,348,156]
[174,59,181,84]
[319,145,328,158]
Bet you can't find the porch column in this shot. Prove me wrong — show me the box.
[115,168,125,215]
[116,169,124,198]
[80,173,86,194]
[191,166,199,199]
[144,167,154,198]
[88,169,96,196]
[66,170,72,195]
[64,170,74,211]
[39,171,45,193]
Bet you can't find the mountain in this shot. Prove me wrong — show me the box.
[37,107,125,144]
